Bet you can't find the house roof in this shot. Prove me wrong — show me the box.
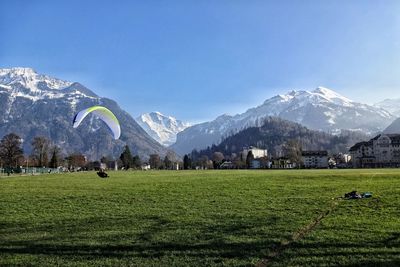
[220,161,233,166]
[301,150,328,156]
[349,133,400,152]
[349,141,372,151]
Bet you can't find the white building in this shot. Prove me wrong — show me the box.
[302,151,329,168]
[350,134,400,168]
[271,158,296,169]
[242,146,268,159]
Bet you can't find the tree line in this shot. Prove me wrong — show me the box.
[0,133,180,172]
[0,133,62,170]
[0,133,92,172]
[181,117,366,169]
[182,150,257,170]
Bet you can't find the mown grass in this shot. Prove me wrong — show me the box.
[0,169,399,266]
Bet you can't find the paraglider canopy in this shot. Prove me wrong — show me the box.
[73,106,121,139]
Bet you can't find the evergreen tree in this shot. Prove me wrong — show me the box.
[100,156,108,164]
[119,145,133,169]
[183,154,191,170]
[49,146,61,168]
[164,155,172,169]
[246,151,254,169]
[132,155,141,169]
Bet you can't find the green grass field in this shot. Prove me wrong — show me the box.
[1,170,399,266]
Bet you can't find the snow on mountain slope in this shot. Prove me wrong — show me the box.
[171,87,395,155]
[0,67,171,160]
[136,112,191,146]
[375,98,400,117]
[0,67,98,103]
[0,67,73,91]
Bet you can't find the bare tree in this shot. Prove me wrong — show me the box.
[149,154,161,169]
[283,139,302,167]
[31,136,50,167]
[212,152,224,169]
[198,155,209,169]
[67,153,86,170]
[0,133,24,168]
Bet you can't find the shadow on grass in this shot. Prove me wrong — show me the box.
[275,234,400,267]
[1,215,398,265]
[0,214,281,263]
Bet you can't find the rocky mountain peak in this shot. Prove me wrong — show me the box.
[136,112,191,147]
[0,67,73,91]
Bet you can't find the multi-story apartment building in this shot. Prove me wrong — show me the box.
[349,134,400,168]
[301,151,329,168]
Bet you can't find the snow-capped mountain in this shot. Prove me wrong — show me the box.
[383,118,400,134]
[0,67,73,92]
[0,67,172,159]
[171,87,394,155]
[375,98,400,117]
[136,112,191,146]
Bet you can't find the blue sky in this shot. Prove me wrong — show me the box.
[1,0,400,122]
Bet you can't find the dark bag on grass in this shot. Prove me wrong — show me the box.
[344,191,362,199]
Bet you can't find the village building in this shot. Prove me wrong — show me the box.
[301,151,329,168]
[242,146,268,159]
[251,157,271,169]
[240,146,269,169]
[250,159,261,169]
[270,157,296,169]
[349,134,400,168]
[220,161,235,169]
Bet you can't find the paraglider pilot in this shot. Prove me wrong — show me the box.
[97,168,109,178]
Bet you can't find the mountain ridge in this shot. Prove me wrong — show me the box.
[0,67,171,160]
[171,87,394,155]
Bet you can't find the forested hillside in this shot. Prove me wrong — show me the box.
[194,117,369,159]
